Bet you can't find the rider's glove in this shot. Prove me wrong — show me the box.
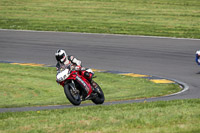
[75,65,81,71]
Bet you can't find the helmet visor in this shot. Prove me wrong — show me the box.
[56,53,65,62]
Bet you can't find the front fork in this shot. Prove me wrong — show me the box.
[68,80,79,94]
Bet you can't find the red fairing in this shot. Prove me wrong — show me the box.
[60,81,65,87]
[76,74,93,96]
[59,70,93,96]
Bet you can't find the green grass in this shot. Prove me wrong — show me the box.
[0,0,200,38]
[0,63,181,108]
[1,99,200,133]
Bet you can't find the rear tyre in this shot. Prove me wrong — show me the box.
[64,84,81,106]
[91,82,105,104]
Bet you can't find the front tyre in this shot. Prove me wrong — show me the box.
[64,84,81,106]
[92,82,105,104]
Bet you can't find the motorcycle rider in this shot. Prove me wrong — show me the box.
[196,50,200,65]
[55,49,96,87]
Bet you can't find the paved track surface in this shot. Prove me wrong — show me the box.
[0,30,200,112]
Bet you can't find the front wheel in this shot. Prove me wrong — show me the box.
[64,84,81,106]
[91,82,105,104]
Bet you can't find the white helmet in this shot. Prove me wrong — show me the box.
[55,49,67,63]
[196,50,200,56]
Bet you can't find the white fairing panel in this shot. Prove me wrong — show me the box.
[56,69,70,82]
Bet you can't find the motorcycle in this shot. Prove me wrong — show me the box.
[196,50,200,65]
[56,68,105,106]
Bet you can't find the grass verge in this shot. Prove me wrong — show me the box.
[0,63,181,108]
[0,99,200,133]
[0,0,200,38]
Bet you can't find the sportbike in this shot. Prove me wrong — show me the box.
[56,69,105,106]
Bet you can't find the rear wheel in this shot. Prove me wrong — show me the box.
[64,84,81,106]
[91,82,105,104]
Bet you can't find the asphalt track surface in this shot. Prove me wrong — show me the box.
[0,30,200,112]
